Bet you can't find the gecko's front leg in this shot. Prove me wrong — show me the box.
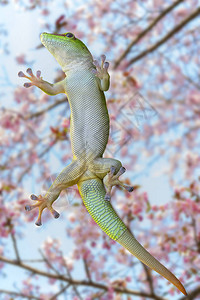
[25,160,85,226]
[18,68,66,95]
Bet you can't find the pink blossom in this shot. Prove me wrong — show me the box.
[61,117,70,128]
[15,54,27,64]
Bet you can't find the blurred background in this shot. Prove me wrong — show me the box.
[0,0,200,299]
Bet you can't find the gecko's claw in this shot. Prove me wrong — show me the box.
[25,194,60,226]
[103,166,135,200]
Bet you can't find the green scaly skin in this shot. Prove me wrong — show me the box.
[18,32,187,296]
[79,178,126,240]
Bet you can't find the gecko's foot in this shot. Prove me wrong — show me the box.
[103,166,136,201]
[18,68,43,88]
[25,194,60,226]
[93,54,109,79]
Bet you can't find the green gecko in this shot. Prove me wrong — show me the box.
[18,32,187,296]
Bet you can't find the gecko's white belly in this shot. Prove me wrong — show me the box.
[65,71,109,160]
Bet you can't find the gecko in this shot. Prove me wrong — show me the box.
[18,32,187,295]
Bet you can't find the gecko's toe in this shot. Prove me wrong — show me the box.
[93,60,99,68]
[105,193,111,201]
[125,186,134,192]
[24,82,32,88]
[26,68,33,76]
[103,62,109,71]
[18,71,26,77]
[30,194,39,200]
[51,209,60,219]
[35,219,42,226]
[36,70,41,78]
[25,204,34,211]
[127,185,140,192]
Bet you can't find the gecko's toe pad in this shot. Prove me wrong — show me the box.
[125,186,134,192]
[104,193,111,201]
[52,210,60,219]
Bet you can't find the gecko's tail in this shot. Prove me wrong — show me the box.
[78,178,187,296]
[117,230,187,295]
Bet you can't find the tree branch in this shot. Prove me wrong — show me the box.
[39,249,61,276]
[143,263,155,295]
[6,220,21,262]
[0,255,167,299]
[25,98,66,120]
[83,258,92,282]
[0,289,41,300]
[127,7,200,66]
[11,231,21,262]
[17,142,54,183]
[114,0,184,68]
[191,218,200,253]
[62,254,83,300]
[49,283,70,300]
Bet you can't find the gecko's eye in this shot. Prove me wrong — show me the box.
[66,33,74,38]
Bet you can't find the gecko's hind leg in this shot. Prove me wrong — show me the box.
[103,166,137,200]
[25,159,86,226]
[89,158,137,201]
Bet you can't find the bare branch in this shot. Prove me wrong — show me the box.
[17,142,54,183]
[21,259,44,263]
[191,218,200,253]
[49,283,70,300]
[39,249,61,276]
[83,258,92,282]
[114,0,185,68]
[11,231,21,262]
[0,255,167,299]
[62,254,83,300]
[127,7,200,66]
[143,263,154,295]
[0,289,41,300]
[25,98,66,120]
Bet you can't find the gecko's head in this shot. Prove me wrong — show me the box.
[40,32,93,72]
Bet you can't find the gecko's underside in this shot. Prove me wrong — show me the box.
[18,32,187,296]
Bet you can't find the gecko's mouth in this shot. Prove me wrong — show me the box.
[40,33,65,54]
[40,32,52,46]
[40,32,72,44]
